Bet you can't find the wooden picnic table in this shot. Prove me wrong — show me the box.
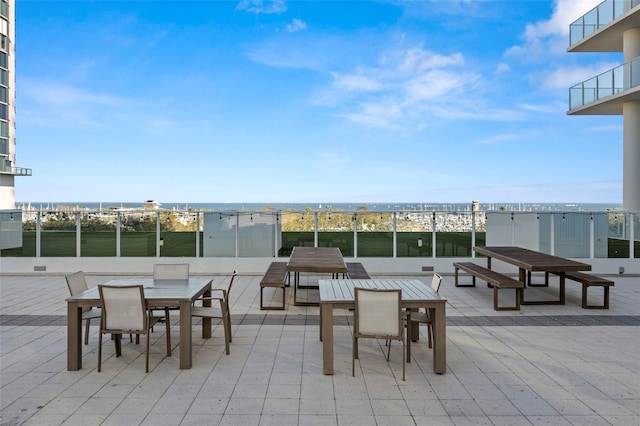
[473,246,592,305]
[287,247,348,306]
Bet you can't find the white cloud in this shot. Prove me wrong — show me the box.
[507,0,603,59]
[236,0,287,15]
[476,133,521,145]
[286,18,307,33]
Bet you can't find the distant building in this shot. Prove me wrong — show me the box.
[0,0,30,210]
[568,1,640,211]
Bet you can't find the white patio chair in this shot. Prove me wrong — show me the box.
[97,284,170,373]
[66,271,137,345]
[191,270,238,355]
[352,287,406,381]
[409,273,443,348]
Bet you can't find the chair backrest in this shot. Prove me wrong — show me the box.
[98,285,146,332]
[224,270,238,299]
[153,263,189,280]
[431,273,443,293]
[354,287,402,338]
[65,271,88,296]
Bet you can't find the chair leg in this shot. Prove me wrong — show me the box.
[114,334,122,357]
[221,304,230,355]
[97,331,103,372]
[352,335,357,377]
[225,302,232,343]
[427,323,433,349]
[84,319,91,345]
[402,336,406,381]
[145,332,150,373]
[385,339,392,361]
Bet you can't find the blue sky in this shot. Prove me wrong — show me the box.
[15,0,622,204]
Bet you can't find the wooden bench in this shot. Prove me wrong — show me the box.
[260,262,289,310]
[564,271,614,309]
[453,262,524,311]
[346,262,370,279]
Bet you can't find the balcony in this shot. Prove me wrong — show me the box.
[0,164,32,176]
[569,0,640,51]
[568,57,640,114]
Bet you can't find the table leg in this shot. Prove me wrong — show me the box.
[202,285,212,339]
[431,304,446,374]
[179,301,192,369]
[67,302,82,371]
[559,273,566,305]
[321,302,334,375]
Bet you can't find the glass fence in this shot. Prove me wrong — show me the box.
[0,209,638,259]
[570,0,640,46]
[569,57,640,110]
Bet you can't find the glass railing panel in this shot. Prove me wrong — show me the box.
[435,212,475,257]
[569,0,637,45]
[237,211,278,257]
[160,211,197,257]
[634,212,640,258]
[202,212,236,257]
[318,211,353,256]
[280,211,313,256]
[608,211,630,258]
[120,211,156,257]
[80,211,116,257]
[553,212,591,258]
[356,211,393,257]
[0,211,33,256]
[396,211,433,257]
[41,211,76,257]
[598,70,614,98]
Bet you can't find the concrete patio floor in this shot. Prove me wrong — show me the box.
[1,272,639,426]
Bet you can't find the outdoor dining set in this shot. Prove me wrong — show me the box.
[66,245,611,378]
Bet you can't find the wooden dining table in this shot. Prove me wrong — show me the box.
[319,278,447,375]
[473,246,592,305]
[287,246,348,306]
[66,277,212,371]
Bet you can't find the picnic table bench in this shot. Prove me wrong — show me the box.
[260,262,289,310]
[453,262,524,311]
[560,271,614,309]
[346,262,370,279]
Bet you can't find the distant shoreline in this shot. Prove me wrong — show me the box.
[16,201,624,212]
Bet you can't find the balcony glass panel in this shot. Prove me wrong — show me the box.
[356,211,393,257]
[120,211,156,257]
[569,0,639,45]
[41,211,76,257]
[317,211,353,256]
[80,211,116,257]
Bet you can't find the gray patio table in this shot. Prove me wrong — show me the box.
[66,277,212,371]
[319,278,447,375]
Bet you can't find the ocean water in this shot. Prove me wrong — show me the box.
[18,201,623,212]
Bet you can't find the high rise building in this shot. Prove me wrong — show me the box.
[0,0,30,210]
[568,0,640,211]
